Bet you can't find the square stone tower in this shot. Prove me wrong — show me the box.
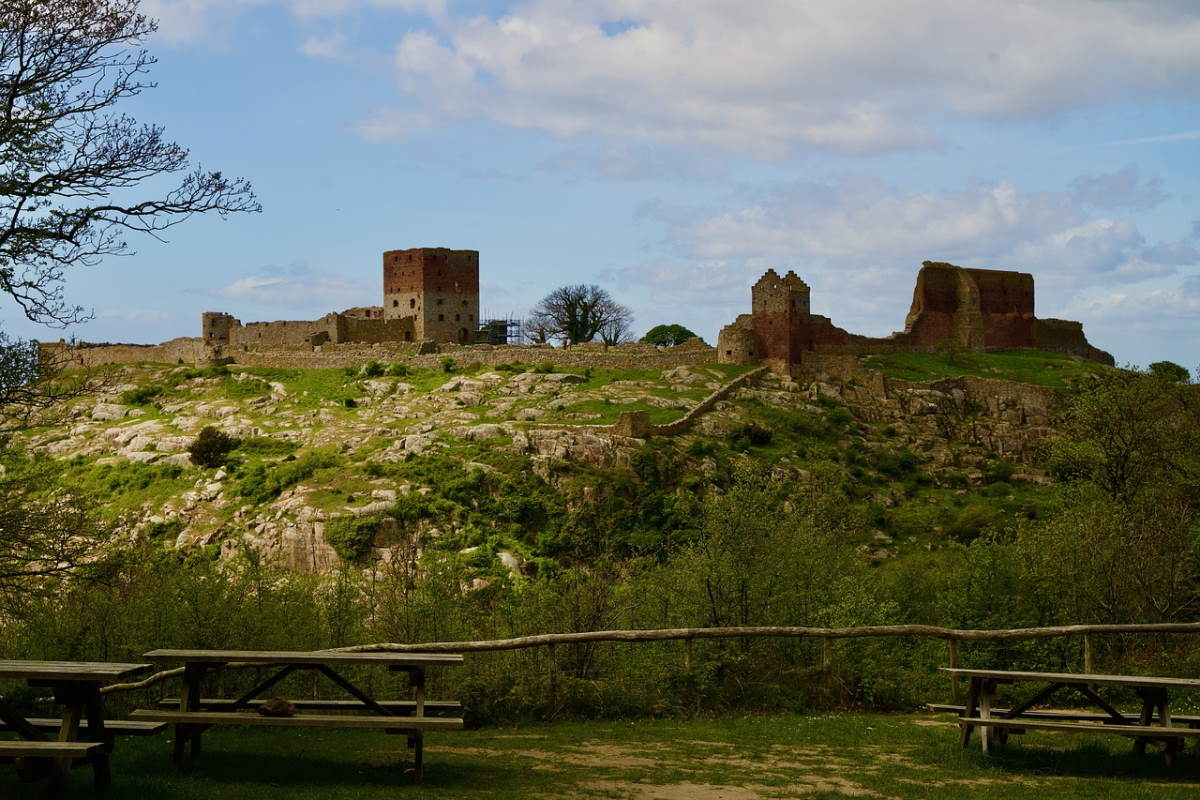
[382,248,479,344]
[750,269,812,365]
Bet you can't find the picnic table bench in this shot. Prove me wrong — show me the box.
[938,668,1200,763]
[130,649,464,780]
[0,659,154,796]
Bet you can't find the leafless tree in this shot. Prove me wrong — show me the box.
[598,314,633,346]
[0,0,260,326]
[528,284,633,345]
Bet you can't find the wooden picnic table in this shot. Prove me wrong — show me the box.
[0,659,152,795]
[130,649,464,780]
[940,667,1200,762]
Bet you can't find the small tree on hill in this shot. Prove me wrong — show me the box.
[189,425,236,468]
[1149,361,1191,384]
[641,324,698,347]
[528,284,632,345]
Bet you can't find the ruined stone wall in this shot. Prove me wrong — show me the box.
[899,262,985,349]
[966,267,1035,348]
[717,316,757,364]
[230,316,337,348]
[1032,319,1116,365]
[45,338,214,368]
[529,366,769,438]
[336,315,417,344]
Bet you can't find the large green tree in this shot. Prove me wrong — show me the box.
[641,324,698,347]
[1046,369,1200,502]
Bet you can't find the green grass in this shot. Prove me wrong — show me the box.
[861,350,1109,388]
[5,714,1198,798]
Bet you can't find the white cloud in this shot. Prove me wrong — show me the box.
[1071,166,1167,211]
[367,0,1200,154]
[147,1,1200,153]
[201,265,371,308]
[628,174,1199,336]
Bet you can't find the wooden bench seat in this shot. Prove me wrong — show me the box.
[931,705,1200,729]
[928,704,1200,727]
[158,698,461,715]
[0,718,167,736]
[129,710,463,730]
[957,717,1200,739]
[0,741,104,758]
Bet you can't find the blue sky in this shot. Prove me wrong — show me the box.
[4,0,1199,369]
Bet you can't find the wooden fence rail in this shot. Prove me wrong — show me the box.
[101,622,1200,696]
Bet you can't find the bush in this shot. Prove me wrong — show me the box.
[532,362,554,374]
[439,356,456,373]
[234,436,298,457]
[361,360,385,378]
[120,385,163,406]
[235,448,343,503]
[944,505,994,542]
[189,426,236,468]
[385,363,409,377]
[729,423,773,450]
[826,407,854,428]
[1149,361,1190,384]
[324,516,381,562]
[986,460,1016,484]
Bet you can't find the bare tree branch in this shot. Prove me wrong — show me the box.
[0,0,260,325]
[528,284,633,345]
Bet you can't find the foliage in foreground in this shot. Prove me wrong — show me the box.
[0,366,1197,723]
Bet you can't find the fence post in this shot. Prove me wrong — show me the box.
[821,638,833,669]
[948,639,960,702]
[1083,634,1095,674]
[683,638,693,672]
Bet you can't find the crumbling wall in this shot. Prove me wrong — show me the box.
[1032,319,1116,365]
[717,316,757,364]
[899,262,985,350]
[45,338,214,368]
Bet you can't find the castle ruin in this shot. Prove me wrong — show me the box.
[201,247,480,349]
[718,261,1113,370]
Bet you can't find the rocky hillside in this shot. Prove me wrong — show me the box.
[12,351,1106,577]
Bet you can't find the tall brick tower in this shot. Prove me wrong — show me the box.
[382,248,479,343]
[751,269,812,365]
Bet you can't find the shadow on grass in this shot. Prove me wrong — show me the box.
[920,739,1200,786]
[0,740,527,799]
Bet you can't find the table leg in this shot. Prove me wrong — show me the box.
[960,677,981,748]
[979,680,993,755]
[1134,689,1155,757]
[51,684,84,790]
[408,732,424,782]
[411,667,426,719]
[82,683,111,792]
[175,663,207,768]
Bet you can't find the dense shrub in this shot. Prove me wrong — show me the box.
[120,385,163,406]
[235,448,342,503]
[189,426,236,468]
[439,356,456,373]
[324,516,382,561]
[385,363,410,377]
[361,361,385,378]
[729,423,773,450]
